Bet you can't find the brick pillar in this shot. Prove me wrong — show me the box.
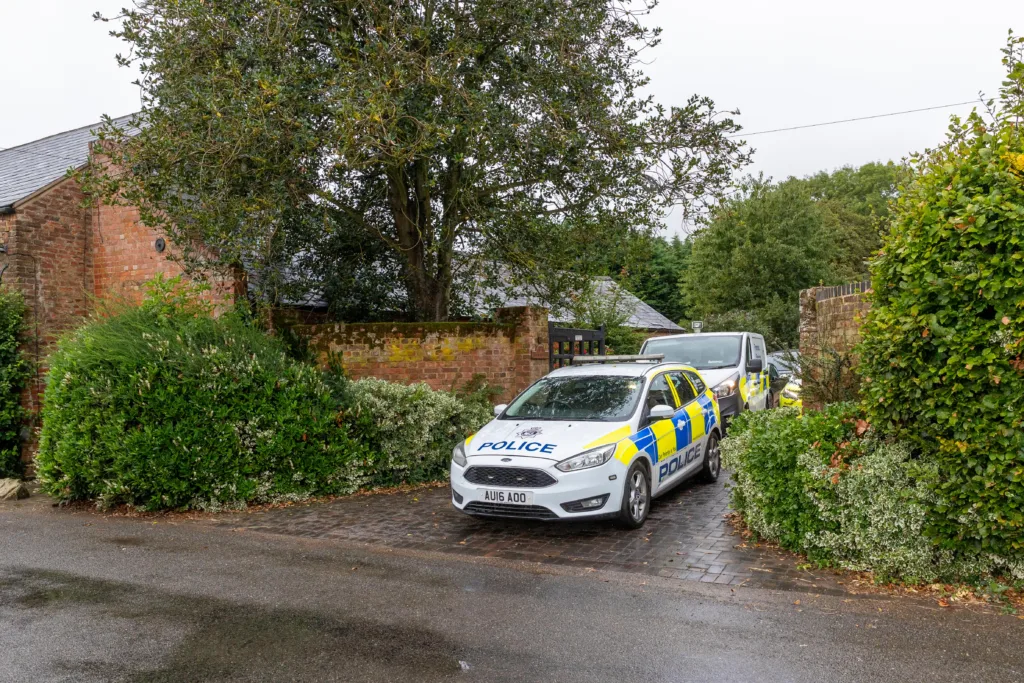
[496,306,550,398]
[798,287,819,360]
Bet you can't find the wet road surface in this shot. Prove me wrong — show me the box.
[2,493,1023,682]
[225,476,847,593]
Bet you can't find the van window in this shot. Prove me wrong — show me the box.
[753,338,766,362]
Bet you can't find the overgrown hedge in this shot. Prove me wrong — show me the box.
[0,287,29,478]
[36,279,492,510]
[858,35,1024,557]
[722,408,1023,583]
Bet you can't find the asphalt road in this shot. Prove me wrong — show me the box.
[2,497,1023,682]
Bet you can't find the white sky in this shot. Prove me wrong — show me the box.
[1,1,1020,235]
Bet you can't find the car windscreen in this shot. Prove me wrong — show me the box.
[642,335,742,370]
[502,375,645,421]
[769,354,799,374]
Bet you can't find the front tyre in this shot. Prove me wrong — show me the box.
[617,461,651,529]
[699,432,722,483]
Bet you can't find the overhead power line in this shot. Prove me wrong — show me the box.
[731,100,981,138]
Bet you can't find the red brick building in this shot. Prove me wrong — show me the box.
[0,117,238,462]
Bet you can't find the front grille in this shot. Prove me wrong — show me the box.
[463,466,556,488]
[464,502,558,520]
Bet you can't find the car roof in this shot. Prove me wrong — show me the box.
[546,362,697,379]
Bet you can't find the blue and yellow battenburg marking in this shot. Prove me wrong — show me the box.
[739,370,769,403]
[608,390,721,466]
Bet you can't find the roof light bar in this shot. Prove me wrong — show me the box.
[570,354,665,365]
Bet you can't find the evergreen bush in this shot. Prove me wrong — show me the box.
[36,279,367,510]
[723,407,1024,582]
[859,34,1024,557]
[0,287,29,478]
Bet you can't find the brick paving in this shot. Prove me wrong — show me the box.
[227,475,848,594]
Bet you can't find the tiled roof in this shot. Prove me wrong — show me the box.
[0,114,136,209]
[477,276,683,331]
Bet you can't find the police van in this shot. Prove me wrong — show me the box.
[639,332,771,428]
[450,356,722,528]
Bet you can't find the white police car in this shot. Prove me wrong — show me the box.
[450,357,723,528]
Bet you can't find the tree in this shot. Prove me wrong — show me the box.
[88,0,749,322]
[681,176,834,348]
[626,235,690,324]
[798,161,904,280]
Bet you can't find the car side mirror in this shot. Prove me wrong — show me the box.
[648,404,675,422]
[747,358,763,373]
[493,404,508,417]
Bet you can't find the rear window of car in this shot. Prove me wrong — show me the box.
[502,375,645,422]
[682,370,706,394]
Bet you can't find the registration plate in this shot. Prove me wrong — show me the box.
[482,489,534,505]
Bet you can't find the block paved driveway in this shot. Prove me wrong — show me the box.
[226,474,846,594]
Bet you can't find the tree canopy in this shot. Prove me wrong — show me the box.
[677,162,902,348]
[88,0,749,321]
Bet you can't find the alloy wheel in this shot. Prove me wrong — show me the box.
[629,470,648,521]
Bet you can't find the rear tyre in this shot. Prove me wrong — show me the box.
[699,432,722,483]
[617,461,651,529]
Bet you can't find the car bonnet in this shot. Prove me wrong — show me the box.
[465,418,633,462]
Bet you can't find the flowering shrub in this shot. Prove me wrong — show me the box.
[333,378,493,489]
[0,287,29,478]
[723,406,1024,582]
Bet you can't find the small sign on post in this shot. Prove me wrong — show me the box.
[691,320,703,334]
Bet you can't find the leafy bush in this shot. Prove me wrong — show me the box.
[37,278,495,510]
[331,377,493,489]
[37,279,367,510]
[723,406,1024,582]
[721,406,848,556]
[858,34,1024,557]
[0,287,29,478]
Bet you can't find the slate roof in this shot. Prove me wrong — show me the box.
[476,276,683,331]
[0,114,136,209]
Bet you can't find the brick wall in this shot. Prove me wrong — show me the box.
[799,281,872,357]
[296,306,550,402]
[1,168,240,470]
[798,281,872,410]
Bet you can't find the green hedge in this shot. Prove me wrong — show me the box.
[0,287,29,478]
[36,289,365,510]
[36,279,493,510]
[722,407,1023,583]
[858,36,1024,557]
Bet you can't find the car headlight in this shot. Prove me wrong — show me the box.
[713,376,738,399]
[452,441,467,468]
[555,444,616,473]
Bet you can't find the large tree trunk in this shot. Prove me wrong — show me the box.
[387,165,452,321]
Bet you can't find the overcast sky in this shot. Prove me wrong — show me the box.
[1,1,1020,234]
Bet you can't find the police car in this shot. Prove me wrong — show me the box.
[450,356,723,528]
